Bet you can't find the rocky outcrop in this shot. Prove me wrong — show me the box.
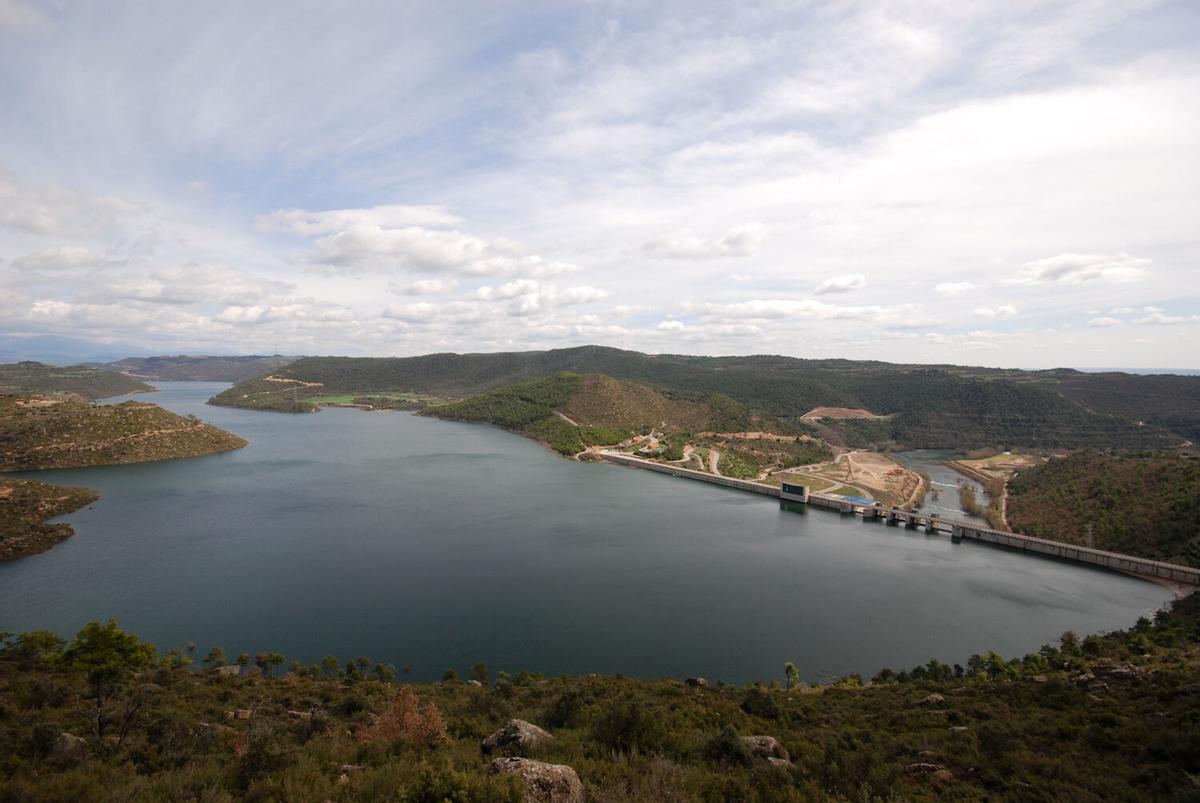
[481,719,554,755]
[488,757,583,803]
[214,665,241,676]
[52,732,88,761]
[920,693,945,706]
[685,677,709,688]
[742,735,790,763]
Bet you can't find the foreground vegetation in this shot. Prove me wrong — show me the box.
[2,596,1198,801]
[0,394,247,471]
[0,478,98,560]
[0,362,152,400]
[208,346,1195,450]
[1008,451,1200,567]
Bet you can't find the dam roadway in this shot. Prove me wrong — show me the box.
[597,450,1200,587]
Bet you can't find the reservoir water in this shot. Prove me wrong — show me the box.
[0,383,1172,683]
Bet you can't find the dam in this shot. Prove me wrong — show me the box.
[598,450,1200,587]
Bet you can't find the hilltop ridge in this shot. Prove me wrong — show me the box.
[207,346,1197,451]
[0,361,153,400]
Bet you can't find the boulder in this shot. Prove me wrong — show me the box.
[1031,675,1048,684]
[920,693,945,706]
[196,722,236,737]
[466,679,483,687]
[287,709,313,721]
[906,762,949,776]
[488,757,583,803]
[214,665,241,677]
[481,719,555,755]
[742,735,790,762]
[52,732,88,761]
[233,708,253,720]
[685,677,709,688]
[948,726,969,733]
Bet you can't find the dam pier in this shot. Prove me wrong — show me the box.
[598,450,1200,587]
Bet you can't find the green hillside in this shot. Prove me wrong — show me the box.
[3,597,1199,801]
[104,355,297,382]
[0,362,153,400]
[1007,451,1200,566]
[0,478,98,561]
[0,394,247,471]
[208,346,1193,450]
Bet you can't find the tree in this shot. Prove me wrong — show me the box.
[783,661,799,690]
[321,655,340,678]
[265,652,285,677]
[203,646,226,669]
[470,661,489,684]
[236,653,250,669]
[442,668,459,683]
[61,620,155,739]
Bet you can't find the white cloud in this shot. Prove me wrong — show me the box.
[1133,311,1199,326]
[391,278,457,295]
[701,298,900,322]
[284,212,580,278]
[657,319,686,331]
[558,285,608,305]
[0,168,142,238]
[643,222,767,260]
[1011,253,1151,286]
[934,282,975,297]
[1088,317,1124,327]
[814,273,866,295]
[257,205,460,235]
[10,245,119,275]
[973,304,1018,319]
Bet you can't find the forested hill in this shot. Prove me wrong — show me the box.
[0,361,152,400]
[1007,452,1200,567]
[207,346,1197,450]
[102,355,298,382]
[426,372,789,455]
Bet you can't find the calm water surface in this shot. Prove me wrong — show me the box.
[0,383,1171,682]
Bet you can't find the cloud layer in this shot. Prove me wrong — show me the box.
[0,2,1197,367]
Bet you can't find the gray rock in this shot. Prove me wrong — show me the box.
[233,708,253,720]
[52,732,88,761]
[482,719,555,755]
[466,679,483,687]
[685,677,709,688]
[906,762,949,776]
[920,693,945,706]
[214,665,241,677]
[488,757,583,803]
[742,735,790,762]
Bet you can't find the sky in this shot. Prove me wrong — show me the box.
[1,0,1198,369]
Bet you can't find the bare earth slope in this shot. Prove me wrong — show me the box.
[0,394,247,471]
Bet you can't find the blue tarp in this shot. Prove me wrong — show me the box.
[840,495,875,505]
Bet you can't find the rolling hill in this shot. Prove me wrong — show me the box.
[0,394,247,471]
[0,362,153,400]
[103,354,298,382]
[425,372,788,455]
[1007,451,1200,567]
[208,346,1195,451]
[0,478,98,560]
